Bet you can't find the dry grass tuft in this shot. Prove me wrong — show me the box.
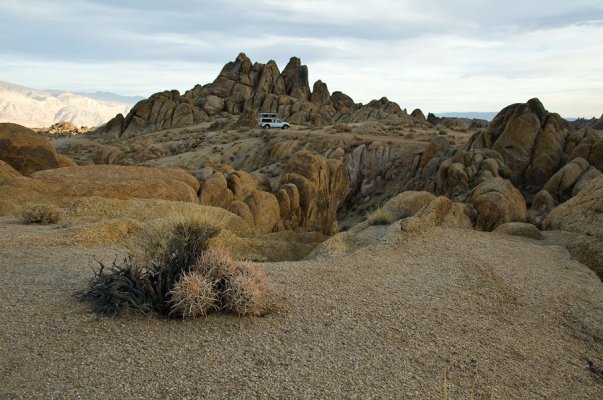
[367,207,398,226]
[67,197,253,237]
[20,203,62,224]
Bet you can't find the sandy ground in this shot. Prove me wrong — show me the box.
[1,221,602,399]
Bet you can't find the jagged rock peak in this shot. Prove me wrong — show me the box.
[97,53,415,136]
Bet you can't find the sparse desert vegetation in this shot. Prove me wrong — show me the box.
[20,203,62,224]
[77,220,269,318]
[0,51,602,399]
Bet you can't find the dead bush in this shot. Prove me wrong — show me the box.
[20,204,62,224]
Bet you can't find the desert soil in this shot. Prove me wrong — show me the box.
[1,220,602,399]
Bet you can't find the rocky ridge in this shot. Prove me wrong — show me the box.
[98,53,420,137]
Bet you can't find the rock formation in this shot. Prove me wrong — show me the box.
[279,151,350,235]
[468,177,527,231]
[197,165,283,234]
[98,90,208,138]
[465,98,573,188]
[0,123,77,175]
[99,53,415,137]
[543,175,603,238]
[398,195,473,233]
[0,160,21,182]
[0,165,200,215]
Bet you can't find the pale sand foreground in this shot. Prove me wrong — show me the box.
[1,224,602,399]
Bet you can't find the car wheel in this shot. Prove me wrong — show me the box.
[263,124,270,129]
[282,125,289,130]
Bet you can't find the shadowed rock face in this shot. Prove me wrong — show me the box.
[543,175,603,238]
[0,123,76,175]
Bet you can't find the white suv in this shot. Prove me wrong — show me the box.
[258,115,290,129]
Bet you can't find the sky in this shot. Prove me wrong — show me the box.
[0,0,602,118]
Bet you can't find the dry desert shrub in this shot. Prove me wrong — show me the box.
[20,203,62,224]
[367,207,398,226]
[77,220,269,318]
[334,123,353,133]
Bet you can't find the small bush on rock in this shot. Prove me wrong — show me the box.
[76,220,270,318]
[367,207,397,226]
[21,204,62,224]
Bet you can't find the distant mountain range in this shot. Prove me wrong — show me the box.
[434,112,497,121]
[0,81,143,128]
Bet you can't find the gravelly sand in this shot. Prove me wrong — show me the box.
[1,224,602,399]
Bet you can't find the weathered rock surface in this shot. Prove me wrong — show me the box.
[565,128,603,171]
[409,196,472,230]
[465,98,573,187]
[0,160,21,182]
[98,90,208,137]
[197,165,283,234]
[98,53,415,137]
[383,191,436,220]
[0,123,77,175]
[469,177,527,231]
[279,150,350,235]
[494,222,544,240]
[0,165,200,215]
[542,157,595,199]
[403,135,508,200]
[543,175,603,238]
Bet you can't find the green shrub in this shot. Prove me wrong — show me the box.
[20,204,62,224]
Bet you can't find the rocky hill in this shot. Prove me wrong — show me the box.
[0,81,137,128]
[98,53,421,137]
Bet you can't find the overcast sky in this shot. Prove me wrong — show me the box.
[1,0,602,117]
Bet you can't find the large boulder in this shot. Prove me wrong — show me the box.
[279,150,350,235]
[565,128,603,171]
[0,165,200,215]
[542,157,594,199]
[0,123,76,175]
[198,173,234,209]
[382,191,436,219]
[465,98,572,187]
[0,160,21,182]
[242,190,283,234]
[469,177,527,231]
[397,195,472,233]
[281,57,311,101]
[543,175,603,238]
[198,166,284,234]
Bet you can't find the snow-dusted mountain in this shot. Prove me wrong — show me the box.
[0,81,142,128]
